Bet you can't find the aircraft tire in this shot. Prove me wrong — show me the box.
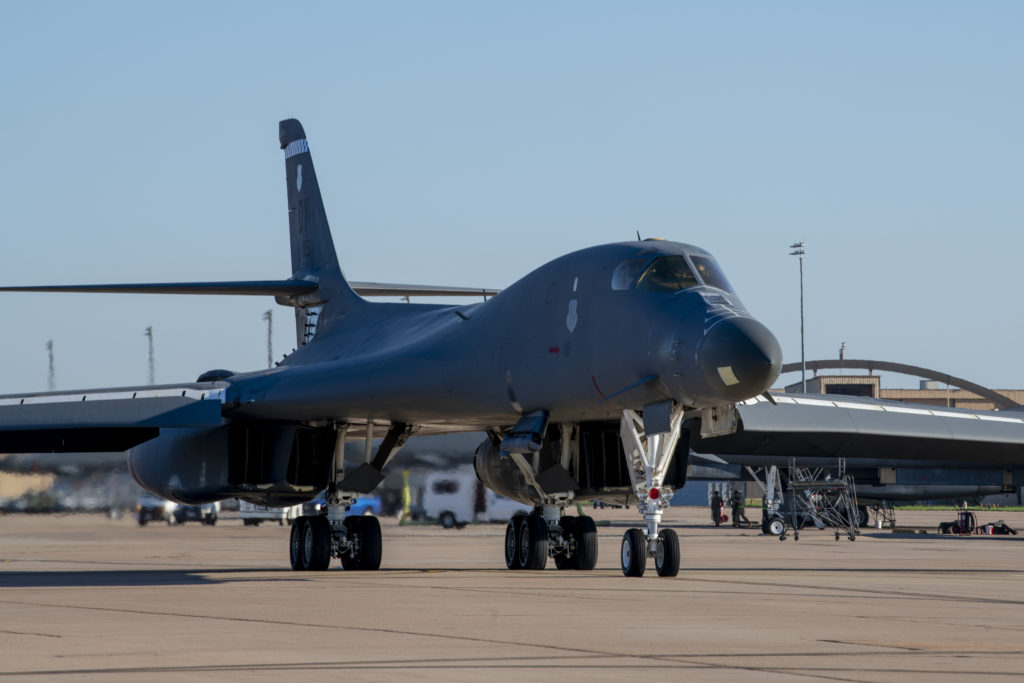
[358,516,383,570]
[439,511,457,529]
[768,517,785,537]
[341,517,362,570]
[621,528,646,577]
[554,516,576,569]
[504,518,521,570]
[289,517,306,570]
[655,528,680,578]
[574,516,598,571]
[519,514,548,571]
[303,516,332,571]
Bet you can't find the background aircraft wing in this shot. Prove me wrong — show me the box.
[0,281,318,296]
[692,394,1024,466]
[0,281,498,298]
[0,384,227,453]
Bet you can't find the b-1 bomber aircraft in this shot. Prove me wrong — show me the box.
[3,120,1023,577]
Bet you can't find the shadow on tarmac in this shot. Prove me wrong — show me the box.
[0,567,292,589]
[0,566,554,588]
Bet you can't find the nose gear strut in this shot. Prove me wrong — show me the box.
[618,401,688,577]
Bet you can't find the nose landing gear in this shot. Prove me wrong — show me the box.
[617,404,688,578]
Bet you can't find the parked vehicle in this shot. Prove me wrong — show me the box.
[239,500,300,526]
[168,501,219,526]
[348,496,382,516]
[422,466,531,528]
[136,493,172,526]
[301,492,381,518]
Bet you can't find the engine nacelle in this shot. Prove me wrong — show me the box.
[473,437,540,506]
[474,422,692,506]
[128,422,335,506]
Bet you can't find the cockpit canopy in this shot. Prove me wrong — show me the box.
[611,252,733,293]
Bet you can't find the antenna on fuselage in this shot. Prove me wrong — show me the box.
[636,229,642,241]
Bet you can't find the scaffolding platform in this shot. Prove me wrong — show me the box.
[783,458,859,542]
[746,459,860,542]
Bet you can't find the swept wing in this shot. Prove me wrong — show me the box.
[0,281,498,298]
[0,385,226,452]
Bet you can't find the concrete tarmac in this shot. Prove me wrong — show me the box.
[2,508,1024,681]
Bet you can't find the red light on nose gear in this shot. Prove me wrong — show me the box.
[649,488,660,500]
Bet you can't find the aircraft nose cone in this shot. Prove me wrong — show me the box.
[697,317,782,401]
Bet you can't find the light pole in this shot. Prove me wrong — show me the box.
[789,242,806,393]
[144,326,155,385]
[46,340,55,391]
[263,310,274,369]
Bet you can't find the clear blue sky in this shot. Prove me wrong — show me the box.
[1,2,1021,394]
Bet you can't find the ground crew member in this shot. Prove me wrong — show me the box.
[711,490,723,526]
[731,490,749,527]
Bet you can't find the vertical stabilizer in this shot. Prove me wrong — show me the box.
[278,119,361,346]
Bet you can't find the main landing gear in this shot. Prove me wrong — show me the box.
[287,420,410,572]
[503,508,598,571]
[617,403,688,577]
[289,512,382,572]
[500,421,599,572]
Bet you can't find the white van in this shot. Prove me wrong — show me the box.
[422,466,531,528]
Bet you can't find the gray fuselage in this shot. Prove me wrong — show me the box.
[223,240,782,428]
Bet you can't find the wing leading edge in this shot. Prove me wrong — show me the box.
[0,281,499,298]
[0,385,228,453]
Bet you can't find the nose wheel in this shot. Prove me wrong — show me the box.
[654,528,680,577]
[621,527,679,577]
[621,528,646,577]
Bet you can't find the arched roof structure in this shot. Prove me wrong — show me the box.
[779,359,1020,410]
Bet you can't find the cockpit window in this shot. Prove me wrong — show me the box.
[635,256,699,292]
[611,258,650,291]
[689,255,733,292]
